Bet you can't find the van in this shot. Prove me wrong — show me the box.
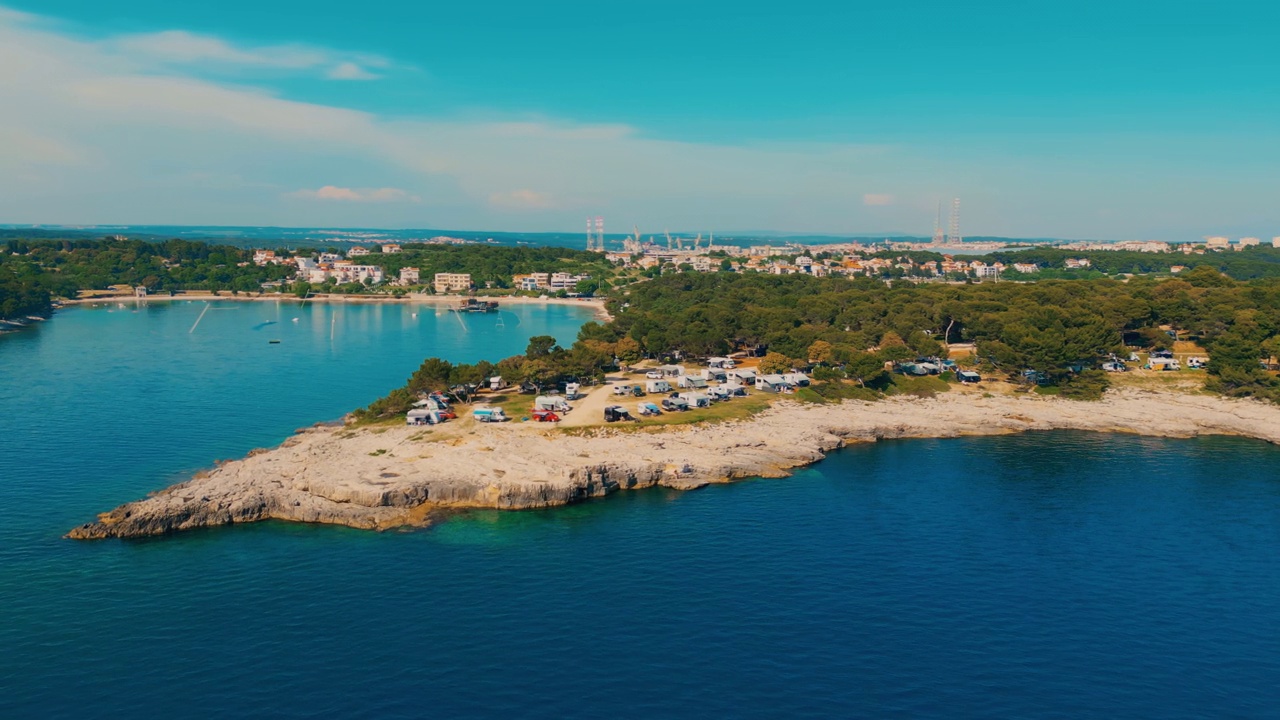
[645,380,672,394]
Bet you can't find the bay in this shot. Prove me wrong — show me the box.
[2,302,1279,718]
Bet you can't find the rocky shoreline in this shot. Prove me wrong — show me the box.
[67,390,1280,540]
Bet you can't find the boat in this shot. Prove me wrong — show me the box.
[268,339,281,344]
[451,298,499,313]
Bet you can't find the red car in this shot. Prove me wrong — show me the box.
[532,409,561,422]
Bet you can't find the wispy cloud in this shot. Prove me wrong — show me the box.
[106,28,390,81]
[863,193,895,206]
[326,61,380,81]
[488,189,557,210]
[288,186,420,203]
[0,5,935,232]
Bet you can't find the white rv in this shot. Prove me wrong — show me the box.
[645,379,672,393]
[534,396,571,412]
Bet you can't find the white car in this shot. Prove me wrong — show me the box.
[645,370,664,379]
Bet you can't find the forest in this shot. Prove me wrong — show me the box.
[355,266,1280,419]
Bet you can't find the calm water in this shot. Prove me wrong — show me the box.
[2,304,1279,718]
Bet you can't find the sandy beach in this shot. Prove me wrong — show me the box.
[67,386,1280,540]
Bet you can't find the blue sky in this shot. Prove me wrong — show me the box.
[1,1,1278,239]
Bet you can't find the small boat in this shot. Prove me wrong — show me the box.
[269,339,281,344]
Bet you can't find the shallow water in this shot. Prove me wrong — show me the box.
[2,304,1279,718]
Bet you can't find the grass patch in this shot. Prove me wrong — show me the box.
[368,448,388,456]
[888,375,952,398]
[563,395,774,434]
[1033,385,1061,396]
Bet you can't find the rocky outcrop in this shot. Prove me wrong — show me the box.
[67,390,1280,540]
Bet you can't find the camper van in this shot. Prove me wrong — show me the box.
[472,407,508,423]
[727,369,757,385]
[488,376,506,392]
[645,379,672,394]
[564,382,581,399]
[534,396,571,413]
[707,357,736,369]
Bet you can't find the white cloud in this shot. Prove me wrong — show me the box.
[103,28,391,81]
[327,61,380,81]
[288,186,420,203]
[0,5,976,233]
[863,193,895,206]
[488,189,557,210]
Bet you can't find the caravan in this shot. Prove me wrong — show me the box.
[677,375,709,390]
[472,407,508,423]
[678,392,712,408]
[707,357,736,369]
[645,379,672,394]
[406,408,441,426]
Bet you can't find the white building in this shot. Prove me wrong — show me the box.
[399,267,420,285]
[433,273,472,294]
[1236,237,1261,250]
[1012,263,1040,274]
[348,246,371,257]
[1272,237,1280,248]
[382,244,402,254]
[1204,236,1230,249]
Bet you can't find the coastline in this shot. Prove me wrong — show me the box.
[59,292,612,320]
[67,389,1280,540]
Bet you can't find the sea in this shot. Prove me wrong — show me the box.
[2,301,1279,718]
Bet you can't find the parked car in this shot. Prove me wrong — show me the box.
[532,409,560,422]
[645,370,664,379]
[631,385,646,397]
[1101,361,1128,373]
[613,384,629,396]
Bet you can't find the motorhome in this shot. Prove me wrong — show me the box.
[488,376,506,392]
[534,396,571,412]
[564,382,581,399]
[707,357,736,369]
[645,379,672,394]
[700,368,728,382]
[726,368,757,385]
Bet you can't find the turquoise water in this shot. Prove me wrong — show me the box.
[3,305,1280,718]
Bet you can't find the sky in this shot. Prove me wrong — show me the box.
[1,1,1278,239]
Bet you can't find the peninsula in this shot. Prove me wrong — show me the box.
[67,388,1280,539]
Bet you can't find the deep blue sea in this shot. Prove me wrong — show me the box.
[2,302,1280,718]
